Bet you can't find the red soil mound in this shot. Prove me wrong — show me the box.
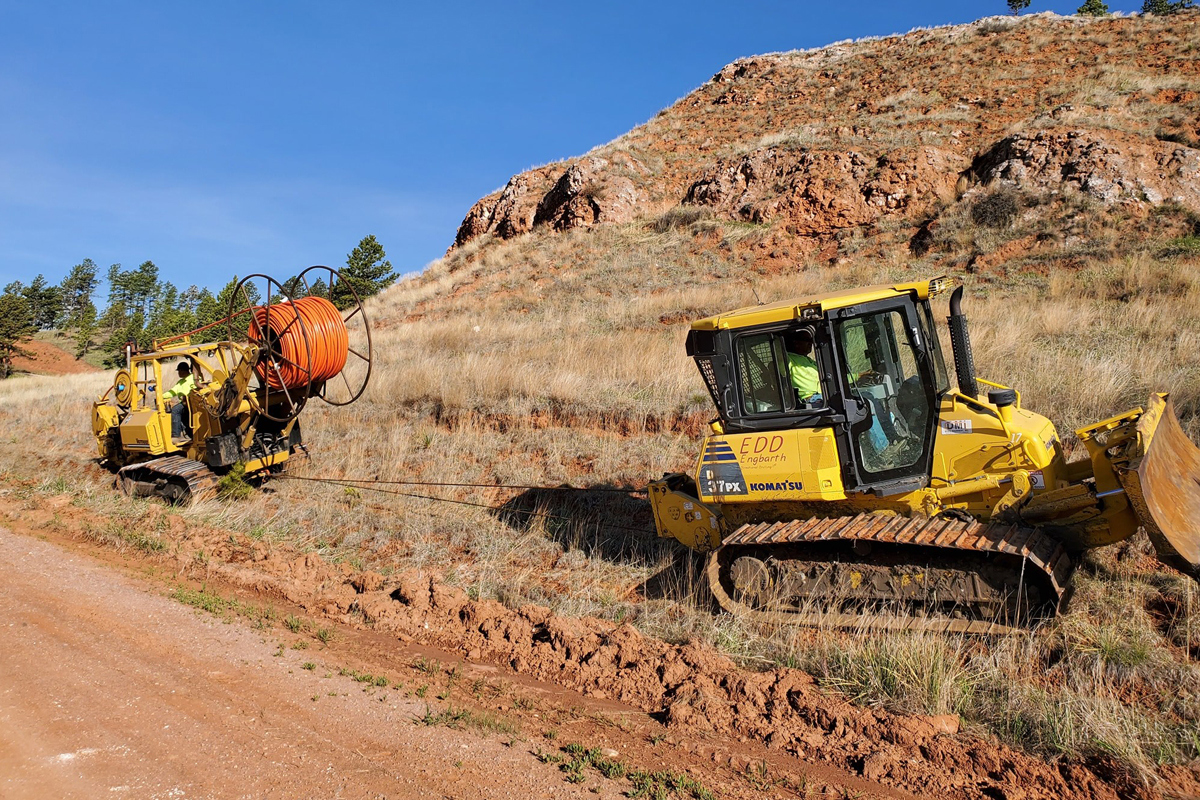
[193,538,1200,800]
[11,338,98,376]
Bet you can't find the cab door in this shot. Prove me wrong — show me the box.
[828,298,939,496]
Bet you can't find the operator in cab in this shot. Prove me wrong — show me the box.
[786,330,821,406]
[164,361,196,442]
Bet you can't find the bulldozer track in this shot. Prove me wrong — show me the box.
[117,456,221,504]
[707,513,1073,634]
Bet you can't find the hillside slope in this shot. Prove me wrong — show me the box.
[451,12,1198,273]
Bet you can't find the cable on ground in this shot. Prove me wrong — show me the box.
[272,474,656,536]
[275,473,646,494]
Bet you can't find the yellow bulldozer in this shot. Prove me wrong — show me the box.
[649,276,1200,632]
[91,268,371,503]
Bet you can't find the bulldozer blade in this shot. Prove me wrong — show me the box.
[1122,395,1200,581]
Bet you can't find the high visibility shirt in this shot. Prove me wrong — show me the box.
[786,353,820,399]
[163,374,196,401]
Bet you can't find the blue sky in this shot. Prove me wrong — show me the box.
[0,1,1137,296]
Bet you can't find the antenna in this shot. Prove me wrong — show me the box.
[751,284,764,305]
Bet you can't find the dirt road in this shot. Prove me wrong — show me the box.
[0,527,624,800]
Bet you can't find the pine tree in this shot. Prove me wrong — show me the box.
[74,304,97,358]
[21,275,63,329]
[281,275,308,300]
[194,290,222,330]
[212,277,261,342]
[60,259,99,329]
[1008,0,1032,13]
[1077,0,1109,13]
[335,235,396,309]
[0,292,36,379]
[1143,0,1194,12]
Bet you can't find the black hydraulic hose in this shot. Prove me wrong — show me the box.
[947,285,979,399]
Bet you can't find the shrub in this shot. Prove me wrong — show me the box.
[970,188,1022,228]
[648,206,709,233]
[1077,0,1110,14]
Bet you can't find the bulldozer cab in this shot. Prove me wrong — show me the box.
[687,287,952,496]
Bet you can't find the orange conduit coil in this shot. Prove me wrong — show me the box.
[250,296,348,390]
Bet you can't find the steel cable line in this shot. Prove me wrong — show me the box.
[272,475,657,536]
[275,473,646,494]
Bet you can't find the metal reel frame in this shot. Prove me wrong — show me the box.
[293,265,373,406]
[226,273,313,423]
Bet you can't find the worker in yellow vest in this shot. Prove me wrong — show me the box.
[786,330,821,405]
[164,361,196,442]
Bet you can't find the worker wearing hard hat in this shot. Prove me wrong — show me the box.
[164,361,196,442]
[786,330,821,404]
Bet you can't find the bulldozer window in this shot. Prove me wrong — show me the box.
[736,332,790,415]
[836,311,930,475]
[919,303,950,395]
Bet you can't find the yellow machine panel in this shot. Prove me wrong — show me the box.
[118,409,171,455]
[694,427,847,504]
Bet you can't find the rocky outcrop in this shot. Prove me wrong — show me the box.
[970,129,1200,206]
[453,165,563,247]
[448,14,1200,263]
[533,155,646,232]
[685,146,963,235]
[452,154,648,249]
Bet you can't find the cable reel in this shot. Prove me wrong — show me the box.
[225,268,373,423]
[294,265,373,407]
[227,273,314,423]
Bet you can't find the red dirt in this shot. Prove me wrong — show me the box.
[2,497,893,800]
[8,487,1193,800]
[10,338,98,376]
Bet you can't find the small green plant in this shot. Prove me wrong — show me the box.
[413,656,440,675]
[534,746,562,764]
[417,705,518,736]
[315,627,333,644]
[1159,236,1200,258]
[555,743,713,799]
[285,614,303,633]
[217,462,254,500]
[302,662,316,671]
[171,586,235,615]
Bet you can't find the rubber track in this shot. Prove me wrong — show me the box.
[708,513,1073,635]
[118,455,221,503]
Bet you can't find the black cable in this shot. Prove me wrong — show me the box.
[275,473,646,494]
[272,475,657,536]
